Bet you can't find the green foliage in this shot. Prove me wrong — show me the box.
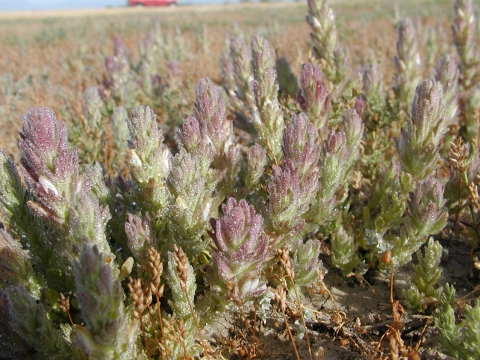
[3,286,83,359]
[165,247,201,358]
[307,0,349,85]
[402,238,443,311]
[331,226,363,276]
[71,244,137,360]
[435,285,480,359]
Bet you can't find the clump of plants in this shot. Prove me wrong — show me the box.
[1,0,480,358]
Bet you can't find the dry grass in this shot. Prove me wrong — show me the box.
[0,0,454,159]
[0,0,454,164]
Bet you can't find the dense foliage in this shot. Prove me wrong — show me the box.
[1,0,480,358]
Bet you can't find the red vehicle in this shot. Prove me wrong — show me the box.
[128,0,177,6]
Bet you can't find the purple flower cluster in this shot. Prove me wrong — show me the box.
[208,198,269,299]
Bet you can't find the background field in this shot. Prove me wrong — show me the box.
[0,0,454,157]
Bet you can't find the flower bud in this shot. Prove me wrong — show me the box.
[297,62,330,131]
[434,54,459,126]
[395,79,447,179]
[245,144,267,189]
[208,198,269,299]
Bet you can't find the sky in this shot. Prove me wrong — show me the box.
[0,0,229,11]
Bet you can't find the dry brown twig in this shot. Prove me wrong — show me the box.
[277,247,313,360]
[273,284,301,360]
[177,318,188,358]
[225,281,260,345]
[468,181,480,210]
[372,250,422,360]
[172,245,211,359]
[229,330,265,359]
[448,137,472,242]
[161,316,189,358]
[448,137,469,172]
[58,292,73,326]
[147,247,167,359]
[128,276,152,359]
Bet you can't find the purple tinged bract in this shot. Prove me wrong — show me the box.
[208,198,269,298]
[297,62,330,130]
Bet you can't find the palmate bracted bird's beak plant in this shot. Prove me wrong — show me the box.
[1,0,480,358]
